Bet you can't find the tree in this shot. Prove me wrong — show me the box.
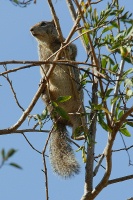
[1,0,133,200]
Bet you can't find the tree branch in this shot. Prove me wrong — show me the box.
[108,174,133,185]
[22,133,42,154]
[115,106,133,133]
[111,59,125,118]
[0,80,46,134]
[93,154,104,176]
[0,129,49,135]
[2,72,25,112]
[42,128,53,200]
[82,82,98,198]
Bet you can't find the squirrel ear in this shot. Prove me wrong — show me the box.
[51,19,56,27]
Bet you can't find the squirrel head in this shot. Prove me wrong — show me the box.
[30,20,59,45]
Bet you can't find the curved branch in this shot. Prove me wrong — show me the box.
[81,130,117,200]
[0,80,46,135]
[115,106,133,133]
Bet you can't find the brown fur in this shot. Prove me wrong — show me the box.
[30,21,85,177]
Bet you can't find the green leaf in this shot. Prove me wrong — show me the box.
[82,146,87,163]
[55,106,69,120]
[76,146,83,152]
[127,121,133,127]
[97,113,112,132]
[118,110,124,119]
[9,163,22,170]
[112,64,119,72]
[41,108,48,120]
[34,114,41,120]
[122,68,133,78]
[5,149,17,160]
[93,104,102,110]
[13,0,19,4]
[120,127,131,137]
[99,119,112,132]
[81,29,89,46]
[102,25,114,34]
[1,149,5,160]
[102,55,115,65]
[111,96,119,105]
[56,96,71,103]
[52,101,58,107]
[115,101,121,119]
[105,88,113,99]
[101,56,107,69]
[124,25,133,40]
[110,21,118,28]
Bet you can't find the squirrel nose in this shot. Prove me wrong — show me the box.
[30,28,34,32]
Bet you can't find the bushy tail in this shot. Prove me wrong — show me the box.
[49,124,80,178]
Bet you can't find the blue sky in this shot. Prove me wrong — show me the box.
[0,0,133,200]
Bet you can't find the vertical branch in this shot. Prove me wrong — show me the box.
[81,129,117,200]
[111,59,125,118]
[42,154,49,200]
[81,81,98,200]
[66,0,98,197]
[42,129,53,200]
[47,0,64,42]
[66,0,90,53]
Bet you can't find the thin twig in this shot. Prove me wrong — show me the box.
[47,0,64,43]
[93,154,104,176]
[2,74,25,112]
[66,0,89,52]
[108,174,133,185]
[119,132,133,165]
[112,145,133,153]
[22,133,42,154]
[0,79,46,134]
[42,128,53,200]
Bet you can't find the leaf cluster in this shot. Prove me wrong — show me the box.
[80,1,133,138]
[0,148,22,169]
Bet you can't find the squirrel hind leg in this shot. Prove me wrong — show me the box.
[49,126,80,178]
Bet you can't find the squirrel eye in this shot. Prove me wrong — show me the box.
[40,22,46,27]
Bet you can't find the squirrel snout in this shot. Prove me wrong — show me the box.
[30,28,36,37]
[30,27,35,34]
[30,27,34,32]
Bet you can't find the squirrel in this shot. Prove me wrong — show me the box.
[30,20,85,178]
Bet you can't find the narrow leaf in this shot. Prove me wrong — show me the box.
[1,149,5,160]
[127,121,133,127]
[56,96,71,103]
[41,108,48,120]
[118,110,124,119]
[110,21,118,28]
[6,149,17,160]
[101,107,111,115]
[98,113,112,132]
[55,106,69,120]
[102,25,113,34]
[81,29,89,46]
[9,163,22,169]
[120,127,131,137]
[82,147,87,163]
[112,64,119,72]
